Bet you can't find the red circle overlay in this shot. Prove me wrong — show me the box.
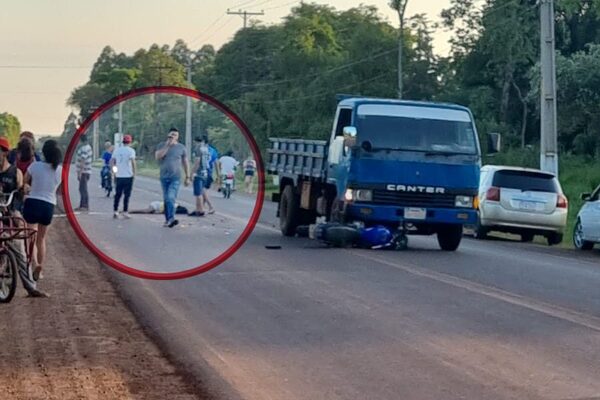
[62,86,265,280]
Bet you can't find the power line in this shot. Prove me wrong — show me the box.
[189,13,226,46]
[230,0,261,8]
[236,46,398,89]
[0,65,89,69]
[263,0,300,11]
[240,72,392,105]
[201,16,236,44]
[246,0,274,10]
[211,45,397,99]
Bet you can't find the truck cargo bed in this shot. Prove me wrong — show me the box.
[267,138,328,179]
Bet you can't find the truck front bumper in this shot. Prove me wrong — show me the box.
[345,202,478,226]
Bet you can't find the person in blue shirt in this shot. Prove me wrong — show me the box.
[101,141,113,167]
[100,141,113,195]
[202,139,218,214]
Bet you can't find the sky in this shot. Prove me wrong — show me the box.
[0,0,453,136]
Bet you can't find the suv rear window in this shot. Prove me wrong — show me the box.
[492,170,559,193]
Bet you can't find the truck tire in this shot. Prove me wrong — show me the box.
[280,185,299,236]
[437,225,463,251]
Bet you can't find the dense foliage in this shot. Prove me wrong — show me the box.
[63,1,600,159]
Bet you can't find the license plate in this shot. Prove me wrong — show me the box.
[518,201,538,211]
[404,207,427,220]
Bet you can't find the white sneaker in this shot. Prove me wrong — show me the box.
[113,211,119,219]
[122,212,131,219]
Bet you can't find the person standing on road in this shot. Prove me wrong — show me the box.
[243,156,257,194]
[111,135,136,219]
[155,128,190,228]
[189,135,210,217]
[12,138,36,213]
[23,139,63,284]
[0,137,47,297]
[75,134,92,211]
[8,131,41,165]
[202,140,218,214]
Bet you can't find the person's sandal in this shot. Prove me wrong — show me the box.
[28,289,49,298]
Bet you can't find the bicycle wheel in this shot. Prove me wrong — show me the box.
[0,248,17,303]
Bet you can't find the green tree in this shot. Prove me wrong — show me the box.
[0,112,21,146]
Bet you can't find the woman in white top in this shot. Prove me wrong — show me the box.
[23,140,62,281]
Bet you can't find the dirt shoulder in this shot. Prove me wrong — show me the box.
[0,217,204,400]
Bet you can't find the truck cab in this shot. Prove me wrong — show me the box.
[269,96,482,251]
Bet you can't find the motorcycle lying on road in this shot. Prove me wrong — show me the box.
[296,222,409,250]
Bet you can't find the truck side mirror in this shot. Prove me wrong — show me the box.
[487,132,501,155]
[343,126,357,147]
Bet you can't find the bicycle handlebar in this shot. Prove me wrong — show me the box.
[0,190,18,209]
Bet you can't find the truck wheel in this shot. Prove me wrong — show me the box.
[280,185,299,236]
[437,225,463,251]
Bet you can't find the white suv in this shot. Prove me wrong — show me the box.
[475,165,568,245]
[573,184,600,250]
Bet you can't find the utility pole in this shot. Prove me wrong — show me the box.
[185,64,193,159]
[89,105,99,160]
[92,117,99,161]
[150,62,173,87]
[540,0,558,176]
[118,101,123,134]
[227,8,265,117]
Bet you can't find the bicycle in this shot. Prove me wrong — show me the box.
[0,191,38,303]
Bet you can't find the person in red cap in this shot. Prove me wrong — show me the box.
[110,134,136,219]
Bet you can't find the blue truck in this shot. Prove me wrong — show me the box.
[268,96,488,251]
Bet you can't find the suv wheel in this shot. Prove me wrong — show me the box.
[546,232,563,246]
[520,232,534,243]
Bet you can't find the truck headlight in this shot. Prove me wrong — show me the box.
[344,189,354,202]
[344,189,372,202]
[354,189,372,202]
[455,195,473,208]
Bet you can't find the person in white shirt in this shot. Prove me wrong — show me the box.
[23,139,63,284]
[110,134,136,219]
[218,151,239,190]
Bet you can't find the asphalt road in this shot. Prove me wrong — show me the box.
[66,169,257,273]
[66,171,600,400]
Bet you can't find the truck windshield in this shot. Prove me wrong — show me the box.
[355,104,478,154]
